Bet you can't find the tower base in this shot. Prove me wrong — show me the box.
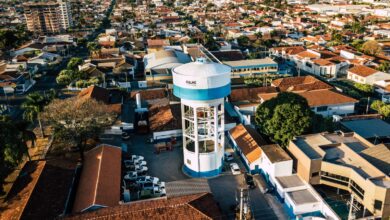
[183,165,222,178]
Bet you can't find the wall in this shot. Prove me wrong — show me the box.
[153,129,182,141]
[287,142,315,183]
[314,103,355,117]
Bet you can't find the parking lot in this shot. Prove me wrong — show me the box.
[104,134,281,219]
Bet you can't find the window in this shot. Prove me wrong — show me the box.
[187,159,191,165]
[374,200,383,210]
[320,171,349,186]
[350,180,365,199]
[317,106,328,112]
[306,62,312,68]
[311,172,320,177]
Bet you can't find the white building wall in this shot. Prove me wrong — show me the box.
[273,160,293,177]
[315,103,355,117]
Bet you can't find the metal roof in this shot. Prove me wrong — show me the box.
[341,119,390,138]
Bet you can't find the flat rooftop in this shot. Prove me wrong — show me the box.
[341,119,390,139]
[287,189,319,205]
[276,175,306,189]
[293,132,371,160]
[321,145,383,179]
[293,134,330,159]
[262,144,292,163]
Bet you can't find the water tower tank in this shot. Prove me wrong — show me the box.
[172,57,231,177]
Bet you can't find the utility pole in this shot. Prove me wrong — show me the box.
[348,194,355,220]
[239,188,244,220]
[366,97,370,114]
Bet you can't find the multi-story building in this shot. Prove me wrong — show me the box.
[23,0,73,34]
[288,132,390,219]
[223,58,279,78]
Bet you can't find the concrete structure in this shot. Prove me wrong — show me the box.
[288,132,390,218]
[229,125,293,175]
[23,0,73,33]
[228,124,339,219]
[172,58,231,177]
[144,50,191,82]
[223,58,278,78]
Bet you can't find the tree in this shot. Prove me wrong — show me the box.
[361,40,382,56]
[42,97,116,161]
[354,83,373,95]
[237,35,250,48]
[255,92,313,147]
[57,69,74,85]
[377,61,390,73]
[14,120,36,161]
[350,22,365,34]
[22,92,48,137]
[371,100,385,112]
[87,42,99,56]
[0,117,27,195]
[67,57,83,70]
[351,39,364,51]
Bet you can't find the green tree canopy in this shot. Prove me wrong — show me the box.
[353,83,374,95]
[377,61,390,73]
[22,92,49,137]
[67,57,83,70]
[255,92,313,147]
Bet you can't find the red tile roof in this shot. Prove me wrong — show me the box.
[72,145,121,213]
[272,76,332,91]
[348,65,378,77]
[230,87,278,102]
[229,124,266,164]
[258,89,358,107]
[67,193,222,220]
[78,85,110,103]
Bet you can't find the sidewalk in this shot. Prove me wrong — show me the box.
[253,174,290,220]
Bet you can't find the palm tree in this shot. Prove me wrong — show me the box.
[15,120,36,161]
[22,92,47,137]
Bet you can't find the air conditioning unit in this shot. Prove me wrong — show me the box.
[138,81,147,88]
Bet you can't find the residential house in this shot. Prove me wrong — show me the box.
[347,65,390,85]
[146,39,170,53]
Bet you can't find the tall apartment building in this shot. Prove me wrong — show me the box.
[23,0,73,34]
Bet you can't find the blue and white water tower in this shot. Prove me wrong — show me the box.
[172,57,231,178]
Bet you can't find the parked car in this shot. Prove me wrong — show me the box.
[124,171,138,181]
[140,182,158,190]
[136,176,159,185]
[224,152,234,161]
[124,155,144,166]
[158,181,166,189]
[230,163,241,175]
[244,172,255,189]
[125,164,148,174]
[134,160,147,166]
[139,187,166,199]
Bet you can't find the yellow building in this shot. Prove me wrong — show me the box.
[288,132,390,219]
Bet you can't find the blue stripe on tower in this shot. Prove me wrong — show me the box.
[173,83,231,100]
